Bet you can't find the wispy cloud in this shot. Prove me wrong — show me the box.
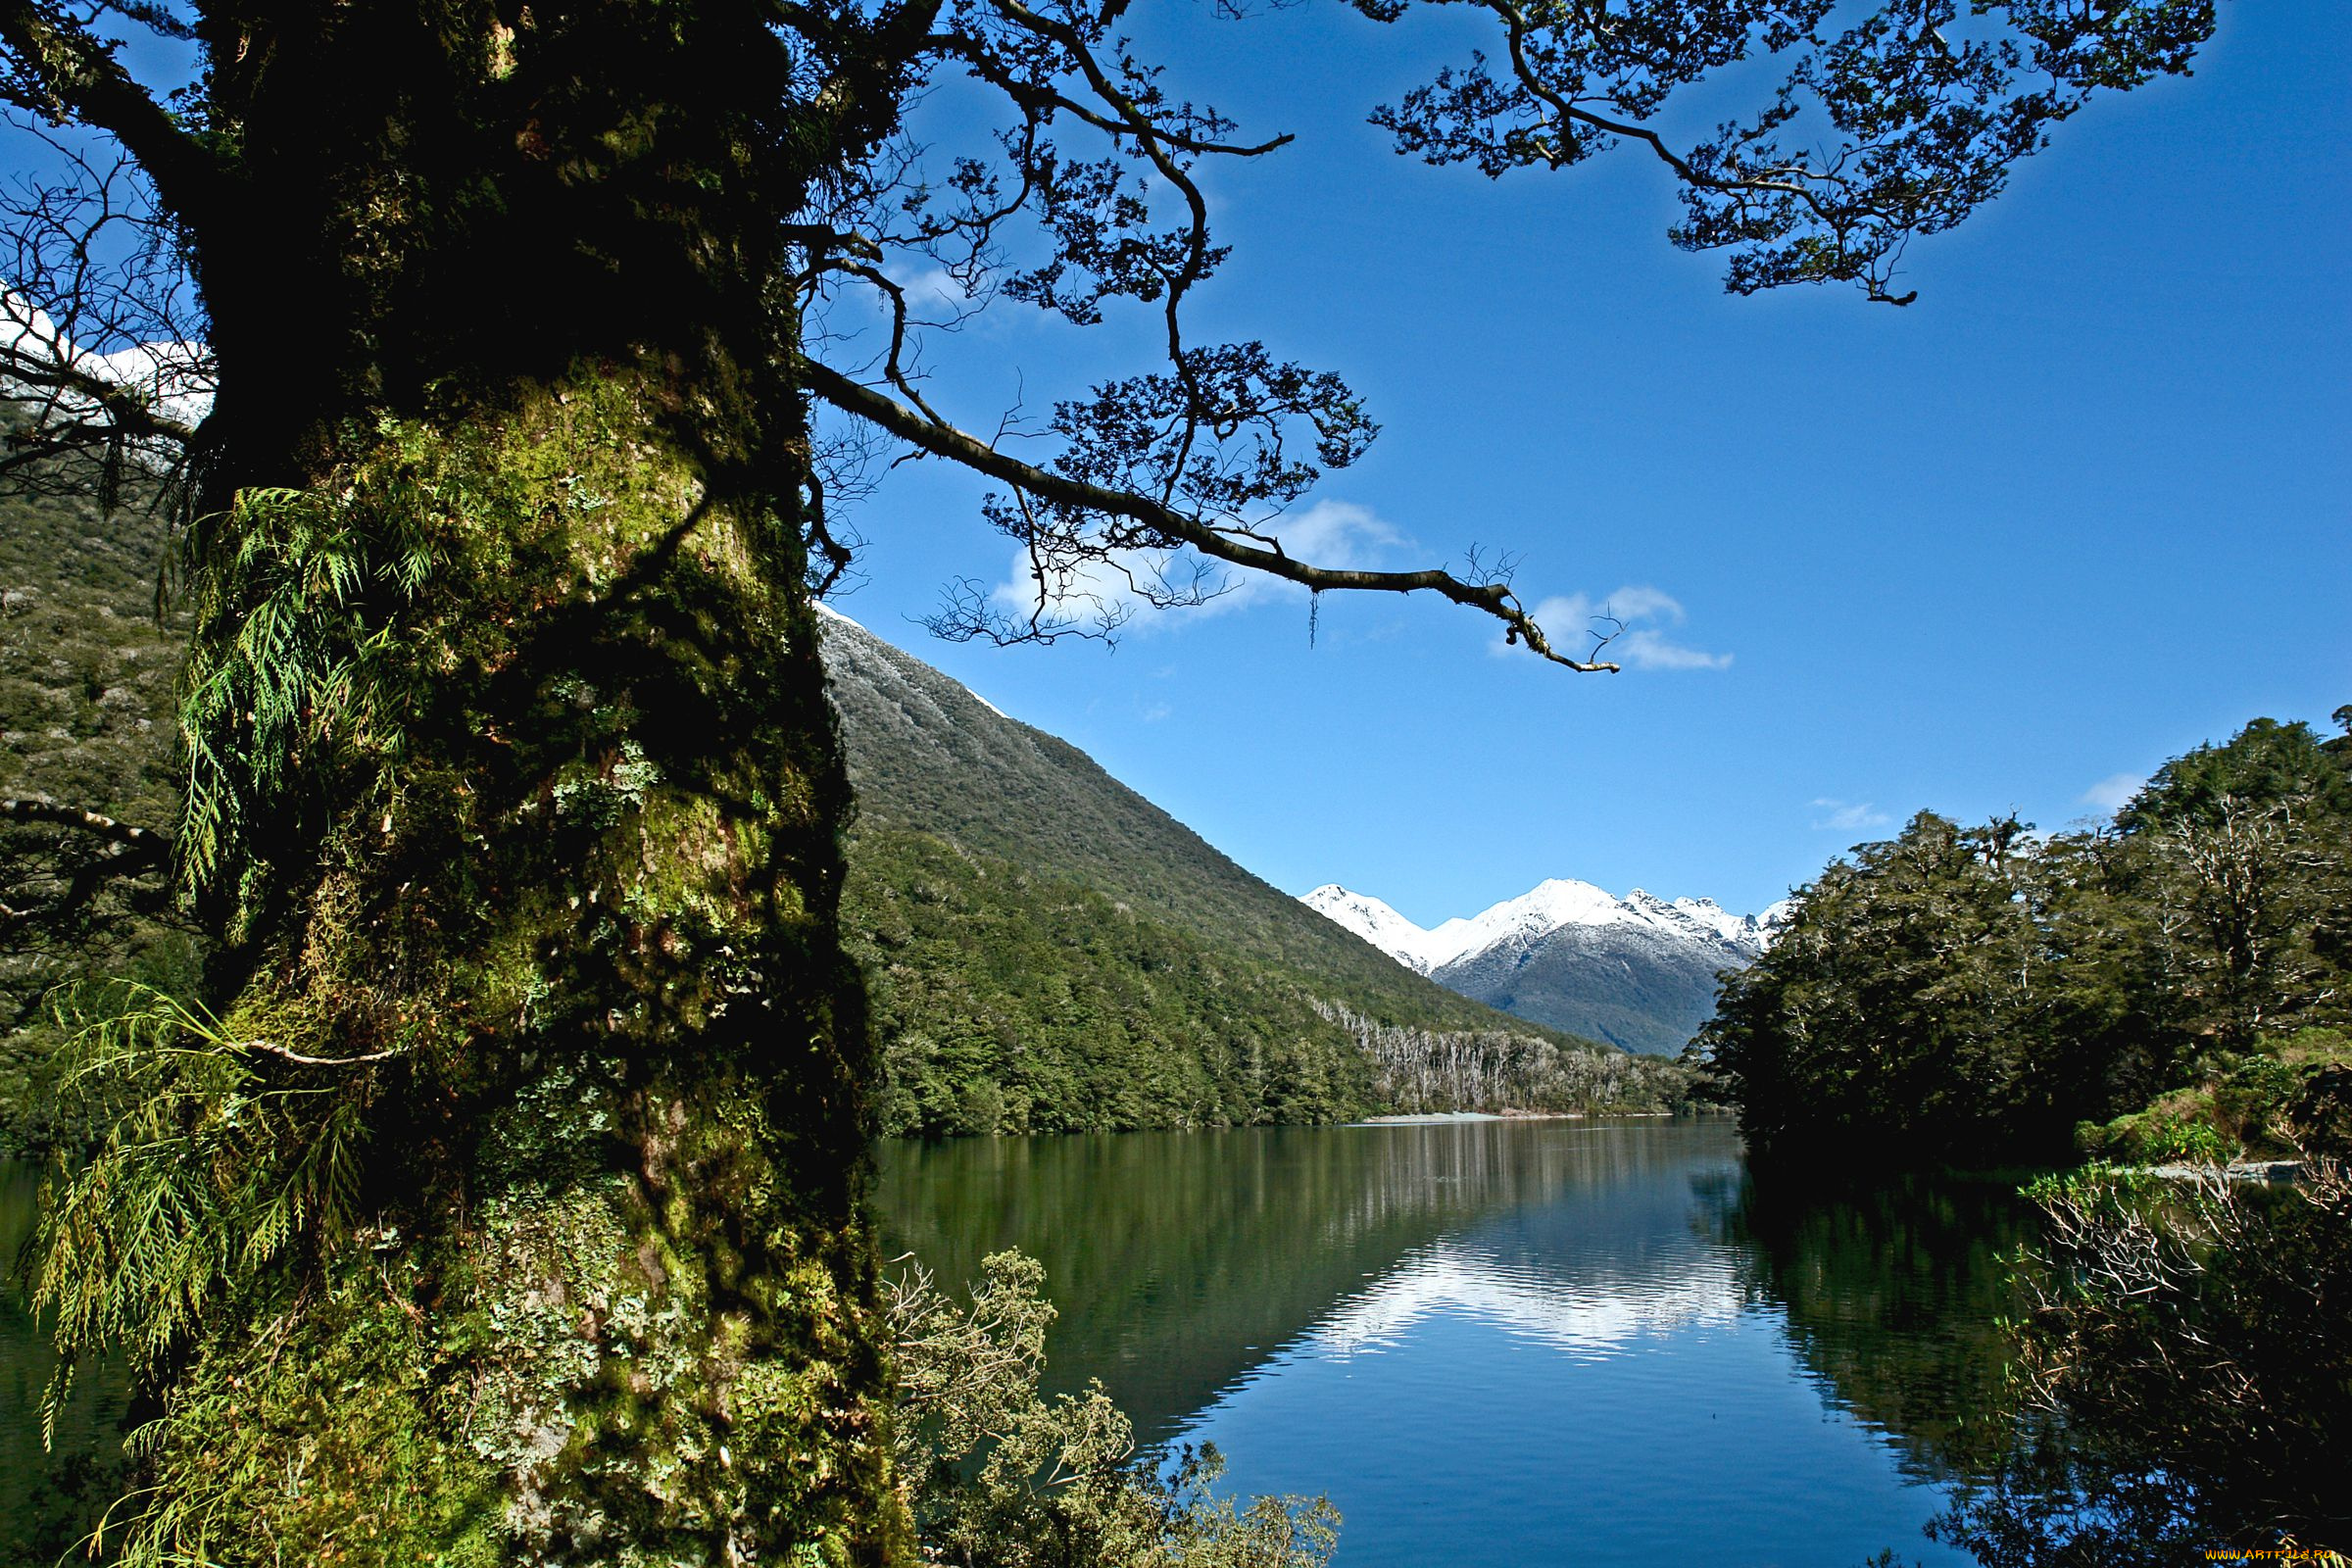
[1517,586,1731,671]
[2081,772,2145,812]
[1811,798,1891,832]
[990,499,1405,635]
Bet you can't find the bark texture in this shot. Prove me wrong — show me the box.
[71,6,913,1562]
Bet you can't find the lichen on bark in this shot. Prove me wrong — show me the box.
[43,361,909,1563]
[17,7,933,1556]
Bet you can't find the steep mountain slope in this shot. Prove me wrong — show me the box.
[0,470,196,1152]
[0,492,1686,1152]
[821,608,1682,1133]
[1304,879,1789,1055]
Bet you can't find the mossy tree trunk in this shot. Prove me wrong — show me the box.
[75,6,916,1562]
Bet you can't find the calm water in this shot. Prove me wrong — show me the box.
[2,1162,130,1568]
[3,1118,2031,1565]
[878,1116,2032,1567]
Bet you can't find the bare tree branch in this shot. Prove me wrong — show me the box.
[801,354,1620,671]
[2,795,171,860]
[232,1037,403,1068]
[0,1,225,229]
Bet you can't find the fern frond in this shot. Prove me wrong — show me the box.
[172,480,442,911]
[32,981,379,1428]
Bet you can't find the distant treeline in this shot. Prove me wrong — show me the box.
[1313,1002,1686,1117]
[1701,710,2352,1167]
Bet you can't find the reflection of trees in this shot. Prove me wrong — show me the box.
[1932,1166,2352,1562]
[1713,1170,2033,1484]
[1717,1164,2352,1563]
[880,1119,1733,1441]
[1,1164,130,1565]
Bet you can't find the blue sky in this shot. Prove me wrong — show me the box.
[10,4,2344,923]
[820,0,2352,921]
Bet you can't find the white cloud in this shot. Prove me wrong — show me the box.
[990,498,1405,636]
[2081,772,2145,812]
[1811,798,1892,832]
[892,265,986,318]
[1518,587,1731,671]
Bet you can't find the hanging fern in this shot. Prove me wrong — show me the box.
[174,469,440,912]
[31,980,382,1447]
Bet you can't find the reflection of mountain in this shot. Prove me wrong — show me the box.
[878,1118,1747,1440]
[1716,1173,2033,1483]
[1310,1237,1740,1358]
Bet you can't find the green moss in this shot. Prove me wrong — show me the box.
[2076,1027,2352,1164]
[33,355,906,1564]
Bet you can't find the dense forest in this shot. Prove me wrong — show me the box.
[848,824,1381,1134]
[1702,709,2352,1559]
[1702,710,2352,1167]
[846,830,1689,1136]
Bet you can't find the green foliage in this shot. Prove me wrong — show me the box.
[1932,1161,2352,1560]
[848,827,1680,1136]
[828,615,1670,1135]
[849,826,1377,1135]
[887,1250,1339,1568]
[1701,709,2352,1560]
[1706,711,2352,1168]
[29,980,376,1438]
[6,486,1667,1157]
[174,458,440,918]
[2072,1032,2352,1170]
[825,614,1595,1055]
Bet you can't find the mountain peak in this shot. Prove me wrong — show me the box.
[1300,885,1452,973]
[1299,873,1783,1053]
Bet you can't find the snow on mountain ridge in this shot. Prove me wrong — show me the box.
[1299,885,1458,972]
[1669,896,1754,945]
[1303,876,1782,973]
[1302,875,1790,1053]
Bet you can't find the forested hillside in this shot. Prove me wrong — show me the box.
[0,507,1681,1153]
[0,485,194,1148]
[824,611,1682,1134]
[1703,710,2352,1166]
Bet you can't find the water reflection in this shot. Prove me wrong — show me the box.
[0,1122,2030,1564]
[1719,1169,2034,1482]
[1307,1234,1741,1360]
[2,1161,129,1568]
[876,1117,1746,1441]
[881,1117,2025,1565]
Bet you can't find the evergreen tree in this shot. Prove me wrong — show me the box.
[1706,711,2352,1169]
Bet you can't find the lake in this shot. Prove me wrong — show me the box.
[878,1116,2031,1567]
[4,1118,2031,1565]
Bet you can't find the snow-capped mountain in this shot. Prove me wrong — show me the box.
[1302,879,1783,974]
[1301,879,1792,1055]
